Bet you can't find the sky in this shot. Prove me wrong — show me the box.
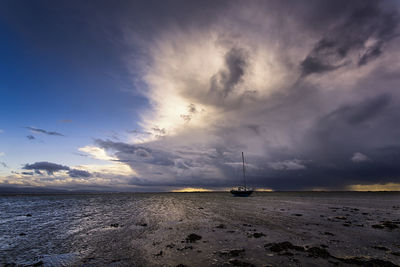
[1,0,400,192]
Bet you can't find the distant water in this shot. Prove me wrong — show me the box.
[1,192,399,266]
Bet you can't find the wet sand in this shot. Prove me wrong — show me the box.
[1,192,400,266]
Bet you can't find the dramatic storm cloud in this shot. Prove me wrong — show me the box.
[93,0,400,191]
[1,0,400,191]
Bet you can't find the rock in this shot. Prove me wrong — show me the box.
[185,233,202,243]
[372,221,399,230]
[306,247,331,258]
[335,216,347,220]
[198,207,204,210]
[218,248,245,257]
[292,214,303,216]
[138,223,148,227]
[253,232,265,238]
[381,221,399,230]
[265,241,305,252]
[31,261,44,267]
[166,243,175,249]
[110,223,119,228]
[372,246,389,251]
[391,251,400,256]
[176,264,187,267]
[216,224,226,229]
[177,246,193,251]
[155,250,163,256]
[338,257,398,266]
[19,233,26,236]
[26,214,32,217]
[372,224,385,229]
[242,224,252,227]
[227,259,255,267]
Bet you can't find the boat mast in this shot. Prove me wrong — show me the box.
[242,152,246,190]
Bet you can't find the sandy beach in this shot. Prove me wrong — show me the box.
[1,192,400,266]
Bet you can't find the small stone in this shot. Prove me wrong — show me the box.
[185,233,202,243]
[253,232,265,238]
[227,258,255,267]
[155,250,163,256]
[372,246,389,251]
[307,247,331,258]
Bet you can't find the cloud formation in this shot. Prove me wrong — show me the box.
[22,161,92,178]
[351,152,370,163]
[23,162,70,175]
[26,127,64,136]
[105,0,400,190]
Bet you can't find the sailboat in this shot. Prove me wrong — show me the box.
[230,152,254,197]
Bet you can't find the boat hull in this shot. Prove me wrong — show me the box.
[230,190,253,197]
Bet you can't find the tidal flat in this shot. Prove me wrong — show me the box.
[1,192,400,266]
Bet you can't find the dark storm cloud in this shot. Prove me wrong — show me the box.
[21,171,34,175]
[329,94,391,125]
[300,1,399,76]
[67,169,91,178]
[210,47,247,97]
[26,135,35,140]
[25,127,64,136]
[88,0,400,190]
[23,162,70,175]
[95,139,175,166]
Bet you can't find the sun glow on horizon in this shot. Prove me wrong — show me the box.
[171,187,213,192]
[348,183,400,191]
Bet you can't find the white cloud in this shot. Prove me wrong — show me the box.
[268,159,307,171]
[78,146,117,161]
[351,152,370,163]
[0,152,5,157]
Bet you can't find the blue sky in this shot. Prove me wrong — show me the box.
[1,0,400,192]
[0,1,147,170]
